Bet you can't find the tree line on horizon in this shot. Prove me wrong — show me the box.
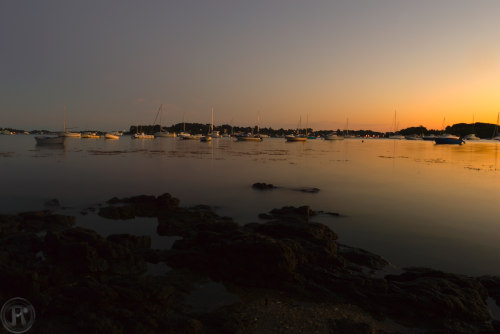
[1,121,498,138]
[129,121,500,138]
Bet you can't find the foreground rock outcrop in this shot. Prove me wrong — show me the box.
[1,194,499,333]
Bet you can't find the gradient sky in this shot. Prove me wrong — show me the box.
[2,0,500,131]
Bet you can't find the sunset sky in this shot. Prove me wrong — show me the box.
[2,0,500,132]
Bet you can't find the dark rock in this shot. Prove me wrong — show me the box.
[252,182,277,190]
[20,212,76,232]
[44,227,147,276]
[382,268,491,329]
[261,205,314,222]
[0,211,75,234]
[478,276,500,305]
[157,205,236,237]
[338,244,389,271]
[167,230,298,285]
[106,234,151,250]
[258,213,273,220]
[329,318,380,334]
[44,198,60,207]
[101,193,181,219]
[98,205,136,220]
[492,320,500,333]
[295,187,320,193]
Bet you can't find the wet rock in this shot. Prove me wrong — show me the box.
[0,211,75,234]
[294,187,320,193]
[106,234,151,250]
[493,320,500,333]
[44,198,60,207]
[44,227,148,276]
[157,206,237,237]
[98,205,136,220]
[478,276,500,306]
[252,182,277,190]
[167,230,298,285]
[261,206,314,222]
[338,244,389,271]
[329,318,381,334]
[100,193,181,220]
[19,211,76,232]
[382,268,491,330]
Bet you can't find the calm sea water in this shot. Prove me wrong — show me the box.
[1,135,499,276]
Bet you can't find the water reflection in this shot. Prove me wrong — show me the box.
[1,136,500,275]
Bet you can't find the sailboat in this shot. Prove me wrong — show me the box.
[388,111,404,139]
[154,104,176,138]
[464,115,480,140]
[324,132,344,140]
[236,113,263,141]
[343,118,355,138]
[200,108,213,142]
[492,113,500,141]
[285,116,307,142]
[35,107,66,145]
[435,118,464,144]
[132,125,154,139]
[60,105,81,137]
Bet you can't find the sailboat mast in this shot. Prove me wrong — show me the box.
[257,112,260,134]
[493,113,499,138]
[211,107,214,133]
[63,105,66,133]
[159,104,162,131]
[306,113,309,136]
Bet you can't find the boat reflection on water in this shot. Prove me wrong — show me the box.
[35,136,65,146]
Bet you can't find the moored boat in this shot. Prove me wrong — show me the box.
[81,132,100,139]
[405,134,422,140]
[464,134,480,141]
[285,134,307,142]
[104,133,119,140]
[435,134,464,145]
[132,132,154,139]
[324,133,344,140]
[235,134,263,141]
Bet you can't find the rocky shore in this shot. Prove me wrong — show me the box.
[1,193,499,333]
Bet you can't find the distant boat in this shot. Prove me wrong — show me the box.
[465,115,480,141]
[422,134,437,141]
[35,135,65,145]
[324,133,344,140]
[492,113,500,141]
[1,130,13,135]
[388,111,404,139]
[435,134,464,145]
[236,112,263,141]
[405,134,422,140]
[464,134,480,141]
[132,132,154,139]
[81,132,100,139]
[200,108,214,142]
[60,105,81,137]
[180,133,202,140]
[285,134,307,142]
[286,116,308,142]
[104,133,119,140]
[154,104,176,138]
[235,134,263,141]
